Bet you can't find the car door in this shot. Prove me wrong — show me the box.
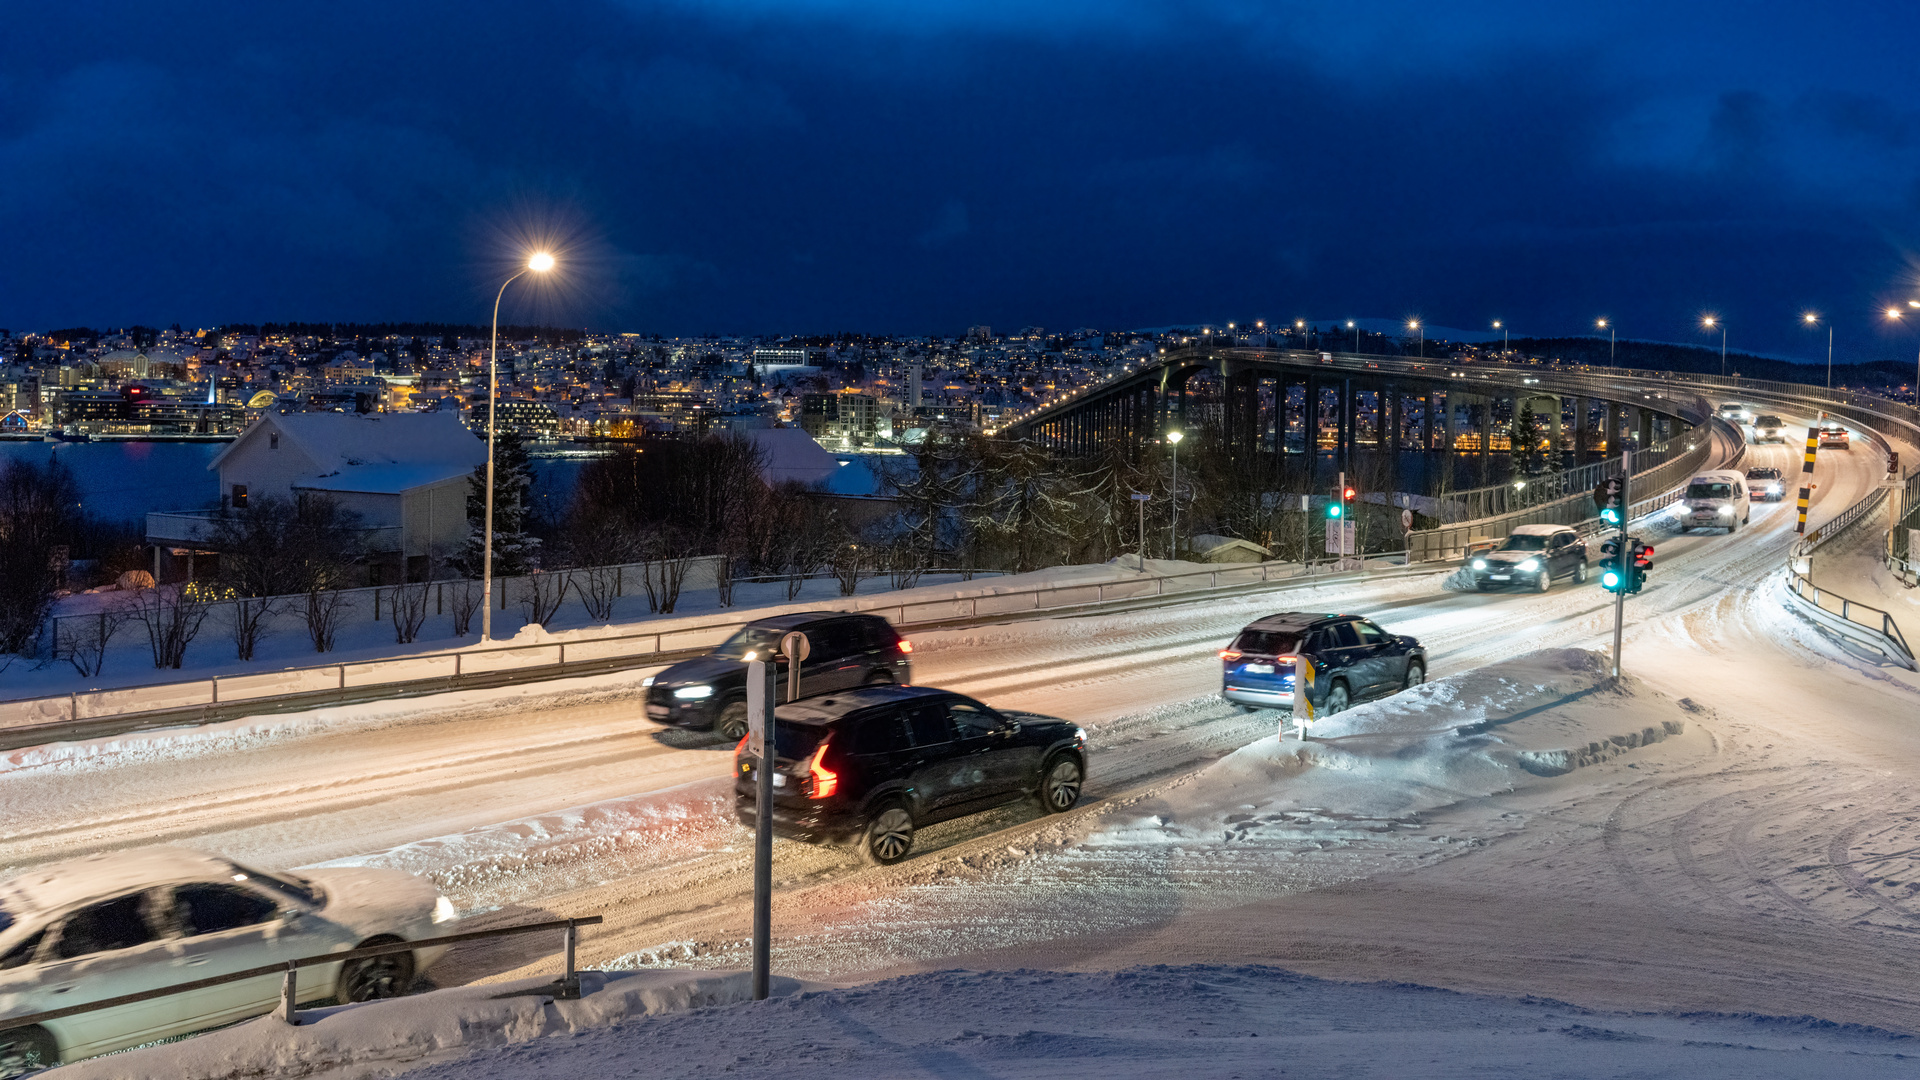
[1551,532,1580,577]
[166,881,332,1029]
[1352,620,1406,697]
[900,702,959,817]
[943,697,1031,801]
[32,889,183,1057]
[1313,621,1365,699]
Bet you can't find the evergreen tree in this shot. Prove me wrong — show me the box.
[457,430,540,577]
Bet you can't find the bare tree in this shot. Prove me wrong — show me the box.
[388,581,430,644]
[566,518,636,623]
[831,539,865,596]
[131,584,212,669]
[303,587,353,653]
[59,602,133,677]
[449,580,482,637]
[714,553,737,608]
[229,596,282,661]
[519,570,571,627]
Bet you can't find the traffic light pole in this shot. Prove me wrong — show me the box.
[1610,448,1629,679]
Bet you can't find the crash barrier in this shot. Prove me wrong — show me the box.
[0,915,605,1041]
[0,554,1452,747]
[1782,568,1916,670]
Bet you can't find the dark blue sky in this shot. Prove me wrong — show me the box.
[6,1,1920,361]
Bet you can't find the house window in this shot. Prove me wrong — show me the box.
[269,432,279,450]
[232,484,248,509]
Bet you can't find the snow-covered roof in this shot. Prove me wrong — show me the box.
[746,427,840,487]
[210,412,485,476]
[1510,523,1575,536]
[0,846,237,915]
[1190,533,1273,558]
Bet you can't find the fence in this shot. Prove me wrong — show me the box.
[0,553,1452,747]
[0,915,603,1045]
[1783,569,1916,670]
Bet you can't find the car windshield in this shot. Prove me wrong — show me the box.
[1757,417,1781,426]
[712,626,785,660]
[1231,629,1302,656]
[0,901,11,934]
[1687,482,1734,499]
[227,863,320,906]
[1746,469,1778,479]
[1498,534,1551,551]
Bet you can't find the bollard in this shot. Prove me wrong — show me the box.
[275,960,300,1025]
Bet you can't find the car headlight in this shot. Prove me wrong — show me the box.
[1768,484,1781,493]
[1471,559,1487,570]
[1074,726,1088,745]
[1518,559,1540,572]
[1718,506,1733,516]
[433,895,458,924]
[673,684,714,700]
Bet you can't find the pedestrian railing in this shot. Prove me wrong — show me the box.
[1783,567,1916,670]
[0,915,604,1039]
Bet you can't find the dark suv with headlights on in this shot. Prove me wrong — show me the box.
[735,685,1087,864]
[1468,524,1589,592]
[1219,612,1427,716]
[1745,465,1785,501]
[645,612,912,740]
[1751,415,1785,443]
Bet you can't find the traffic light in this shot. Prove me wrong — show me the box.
[1599,537,1625,592]
[1599,537,1652,594]
[1327,485,1355,519]
[1626,539,1652,594]
[1593,476,1623,526]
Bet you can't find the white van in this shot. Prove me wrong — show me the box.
[1672,470,1751,533]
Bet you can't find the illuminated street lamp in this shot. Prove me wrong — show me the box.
[1492,320,1507,356]
[1408,320,1422,358]
[1596,318,1614,367]
[1701,315,1726,378]
[1887,307,1920,408]
[481,251,556,642]
[1166,430,1184,559]
[1803,312,1833,390]
[1347,320,1357,352]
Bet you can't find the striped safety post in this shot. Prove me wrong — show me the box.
[1795,416,1821,534]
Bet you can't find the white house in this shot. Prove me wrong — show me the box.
[147,412,485,581]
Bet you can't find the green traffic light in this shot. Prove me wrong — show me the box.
[1327,505,1342,518]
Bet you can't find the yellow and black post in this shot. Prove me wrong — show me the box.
[1794,416,1821,534]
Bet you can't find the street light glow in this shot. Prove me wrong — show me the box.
[1888,309,1903,319]
[1803,312,1818,324]
[1407,320,1419,330]
[1596,318,1607,329]
[1701,315,1716,328]
[528,252,555,272]
[1166,430,1183,444]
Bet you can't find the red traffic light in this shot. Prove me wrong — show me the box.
[1342,486,1356,500]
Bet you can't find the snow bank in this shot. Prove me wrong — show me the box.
[388,965,1913,1079]
[1114,649,1692,844]
[56,969,807,1080]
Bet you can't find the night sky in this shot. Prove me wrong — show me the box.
[6,1,1920,361]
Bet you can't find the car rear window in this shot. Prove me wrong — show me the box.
[774,721,828,760]
[1686,482,1734,499]
[1232,629,1302,655]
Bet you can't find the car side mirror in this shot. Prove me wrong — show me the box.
[1397,635,1417,648]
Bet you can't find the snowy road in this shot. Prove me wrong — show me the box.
[7,406,1919,1030]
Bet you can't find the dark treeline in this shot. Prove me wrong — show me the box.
[1502,337,1914,388]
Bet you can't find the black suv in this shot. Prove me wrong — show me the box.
[734,685,1087,864]
[645,612,912,740]
[1220,612,1427,715]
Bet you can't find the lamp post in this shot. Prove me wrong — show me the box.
[1701,316,1727,378]
[1166,430,1183,559]
[1348,320,1357,352]
[1493,320,1507,356]
[1804,313,1832,390]
[1408,320,1422,358]
[1597,319,1614,367]
[480,251,555,642]
[1887,307,1920,409]
[1296,319,1307,351]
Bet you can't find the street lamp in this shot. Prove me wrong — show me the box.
[1803,312,1833,390]
[1596,319,1614,367]
[1166,430,1184,559]
[1887,307,1920,409]
[1701,316,1726,378]
[1408,320,1422,358]
[480,251,556,642]
[1347,320,1357,352]
[1492,320,1507,357]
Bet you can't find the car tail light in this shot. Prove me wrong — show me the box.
[898,639,913,654]
[1275,655,1297,665]
[1219,649,1242,661]
[804,740,839,799]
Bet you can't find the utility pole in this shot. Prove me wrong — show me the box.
[746,656,775,1000]
[1611,449,1628,678]
[1132,492,1150,569]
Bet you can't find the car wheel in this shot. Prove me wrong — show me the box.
[863,671,894,686]
[862,802,916,865]
[1474,582,1490,592]
[0,1026,57,1077]
[1040,754,1083,813]
[338,938,415,1002]
[1573,560,1588,583]
[1535,570,1551,592]
[1322,682,1351,715]
[1403,662,1425,689]
[715,700,750,742]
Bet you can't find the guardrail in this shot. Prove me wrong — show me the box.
[0,915,605,1042]
[0,554,1453,749]
[1783,568,1916,670]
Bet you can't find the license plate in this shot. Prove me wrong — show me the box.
[772,773,787,788]
[1243,663,1274,674]
[1490,574,1510,580]
[646,705,668,718]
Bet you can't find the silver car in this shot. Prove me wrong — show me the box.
[0,847,455,1073]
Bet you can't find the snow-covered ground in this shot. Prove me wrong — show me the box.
[67,965,1920,1079]
[14,406,1920,1074]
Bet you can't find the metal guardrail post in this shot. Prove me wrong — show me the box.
[559,919,580,1000]
[275,960,299,1025]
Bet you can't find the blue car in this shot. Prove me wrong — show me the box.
[1220,612,1428,715]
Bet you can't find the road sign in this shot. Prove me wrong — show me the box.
[747,659,770,757]
[1324,519,1355,555]
[779,631,810,704]
[1400,508,1413,531]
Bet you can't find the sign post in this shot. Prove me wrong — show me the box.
[1611,450,1629,678]
[746,657,775,1000]
[1131,492,1150,570]
[1289,661,1316,740]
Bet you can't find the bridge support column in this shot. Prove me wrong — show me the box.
[1606,402,1622,455]
[1573,397,1589,460]
[1638,407,1653,449]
